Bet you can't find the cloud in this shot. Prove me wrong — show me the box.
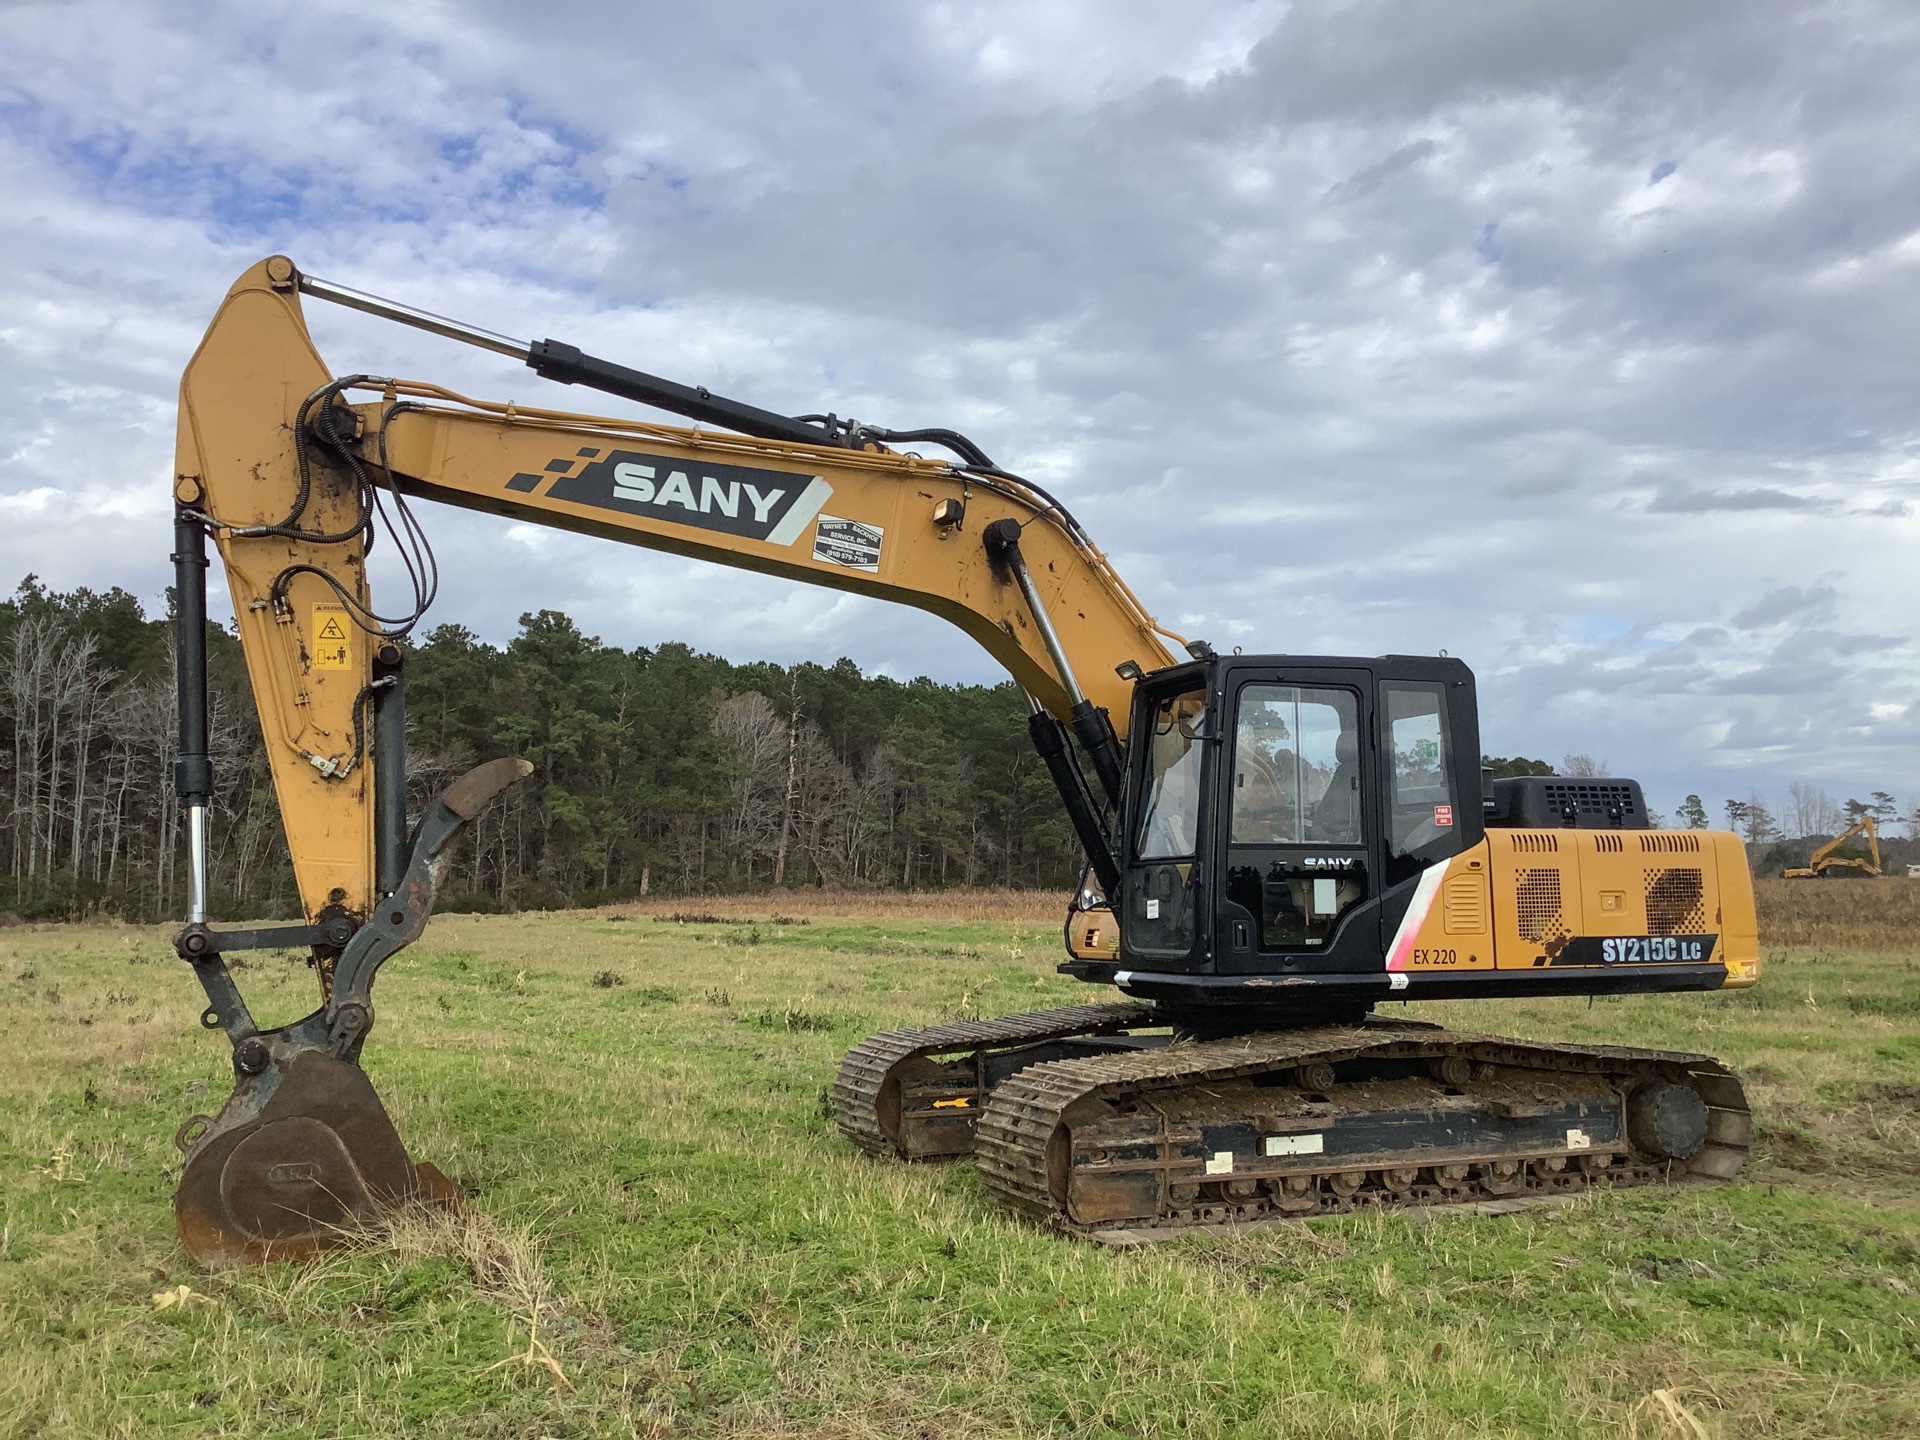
[1646,484,1829,514]
[1325,139,1439,202]
[1730,585,1835,630]
[0,0,1916,817]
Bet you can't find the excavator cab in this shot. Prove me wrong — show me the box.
[1070,655,1484,1008]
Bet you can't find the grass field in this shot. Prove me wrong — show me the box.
[2,883,1918,1437]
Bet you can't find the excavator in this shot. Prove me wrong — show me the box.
[1784,815,1883,879]
[167,257,1759,1266]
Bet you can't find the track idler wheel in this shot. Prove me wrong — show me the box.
[1627,1081,1710,1161]
[175,1046,456,1269]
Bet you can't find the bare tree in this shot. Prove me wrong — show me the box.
[1786,781,1821,839]
[0,616,116,891]
[788,716,857,886]
[711,690,788,883]
[772,676,802,887]
[1740,790,1780,845]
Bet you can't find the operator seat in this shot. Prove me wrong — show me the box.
[1308,729,1361,843]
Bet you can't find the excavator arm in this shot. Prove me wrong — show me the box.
[169,257,1177,1264]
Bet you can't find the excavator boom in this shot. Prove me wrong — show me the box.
[178,258,1175,923]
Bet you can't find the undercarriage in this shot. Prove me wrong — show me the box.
[833,1005,1750,1241]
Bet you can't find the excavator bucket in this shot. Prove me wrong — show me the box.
[171,758,530,1269]
[174,1046,457,1268]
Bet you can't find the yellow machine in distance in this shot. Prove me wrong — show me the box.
[167,258,1758,1263]
[1784,815,1883,879]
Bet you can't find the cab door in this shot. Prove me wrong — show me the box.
[1118,681,1212,969]
[1214,669,1380,975]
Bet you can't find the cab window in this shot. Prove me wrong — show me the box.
[1223,684,1367,953]
[1382,682,1458,860]
[1230,686,1361,845]
[1134,689,1207,859]
[1128,686,1208,958]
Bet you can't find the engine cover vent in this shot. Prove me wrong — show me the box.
[1488,776,1649,831]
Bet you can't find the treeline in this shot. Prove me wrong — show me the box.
[0,578,1081,921]
[7,573,1910,922]
[407,616,1077,909]
[0,578,261,923]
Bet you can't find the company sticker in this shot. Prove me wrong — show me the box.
[537,449,832,547]
[812,515,884,572]
[1433,804,1454,827]
[311,604,352,670]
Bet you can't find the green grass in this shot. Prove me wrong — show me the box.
[1,913,1917,1437]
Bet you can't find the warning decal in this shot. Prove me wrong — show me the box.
[311,604,352,670]
[811,515,884,573]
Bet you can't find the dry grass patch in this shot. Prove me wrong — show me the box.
[599,886,1070,923]
[1755,875,1920,951]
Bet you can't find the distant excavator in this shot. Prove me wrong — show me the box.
[165,257,1758,1265]
[1784,816,1883,879]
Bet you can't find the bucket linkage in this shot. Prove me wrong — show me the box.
[172,759,529,1268]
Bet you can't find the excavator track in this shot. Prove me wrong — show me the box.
[974,1022,1750,1241]
[832,1002,1160,1160]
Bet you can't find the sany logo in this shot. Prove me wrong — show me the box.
[529,448,833,546]
[610,463,790,525]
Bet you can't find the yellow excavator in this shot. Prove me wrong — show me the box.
[1783,815,1883,879]
[168,257,1759,1265]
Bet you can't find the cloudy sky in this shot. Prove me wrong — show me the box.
[3,0,1917,822]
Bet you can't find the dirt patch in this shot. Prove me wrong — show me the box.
[1859,1083,1920,1108]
